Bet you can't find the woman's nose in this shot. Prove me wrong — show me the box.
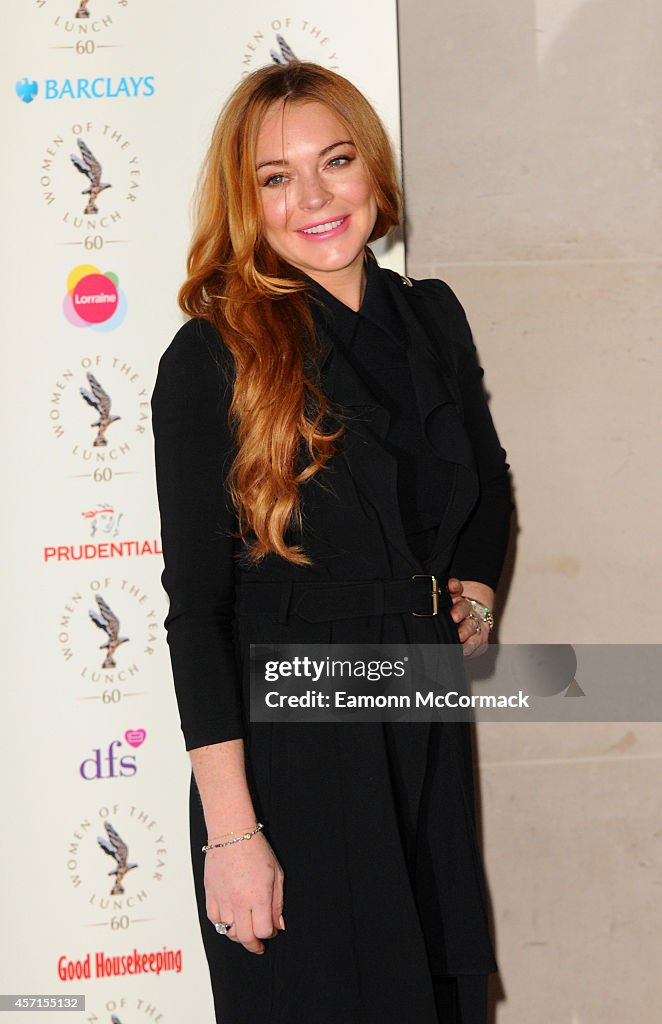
[298,173,333,211]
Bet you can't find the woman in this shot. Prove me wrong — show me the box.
[152,61,512,1024]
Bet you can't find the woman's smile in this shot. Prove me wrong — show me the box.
[296,215,350,238]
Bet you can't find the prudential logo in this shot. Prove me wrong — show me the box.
[15,74,155,103]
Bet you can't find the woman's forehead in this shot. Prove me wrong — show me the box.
[255,100,352,157]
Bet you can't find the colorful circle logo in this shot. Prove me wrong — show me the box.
[63,265,127,332]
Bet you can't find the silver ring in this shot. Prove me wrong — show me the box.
[215,921,234,936]
[466,612,481,636]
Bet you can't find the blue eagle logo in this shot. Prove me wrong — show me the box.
[16,77,38,104]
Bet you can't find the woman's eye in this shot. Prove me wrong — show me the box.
[262,173,288,187]
[327,155,353,168]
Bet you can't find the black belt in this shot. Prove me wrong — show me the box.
[237,574,452,624]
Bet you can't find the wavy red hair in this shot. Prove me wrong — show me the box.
[179,62,402,565]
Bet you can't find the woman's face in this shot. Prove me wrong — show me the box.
[255,100,378,292]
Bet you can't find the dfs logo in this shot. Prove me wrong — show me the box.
[79,728,146,781]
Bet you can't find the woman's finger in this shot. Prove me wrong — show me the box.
[205,895,221,927]
[232,906,265,955]
[461,619,488,658]
[457,611,479,641]
[272,871,286,932]
[251,898,278,941]
[459,603,475,625]
[451,596,474,626]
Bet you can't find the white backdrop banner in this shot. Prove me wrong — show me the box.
[0,3,402,1021]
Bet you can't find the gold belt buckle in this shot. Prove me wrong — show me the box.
[411,574,439,616]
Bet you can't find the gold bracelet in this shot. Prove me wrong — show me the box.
[206,822,259,844]
[202,823,264,852]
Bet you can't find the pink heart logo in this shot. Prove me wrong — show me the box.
[125,729,146,748]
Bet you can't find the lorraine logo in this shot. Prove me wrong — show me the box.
[63,265,126,331]
[65,803,167,926]
[240,18,340,75]
[56,576,161,700]
[16,77,38,103]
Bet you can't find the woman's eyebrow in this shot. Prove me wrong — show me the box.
[256,139,354,171]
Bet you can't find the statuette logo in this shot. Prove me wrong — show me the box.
[98,821,137,895]
[89,594,129,669]
[71,139,111,215]
[270,34,298,65]
[80,372,120,447]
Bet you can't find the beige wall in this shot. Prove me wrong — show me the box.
[398,2,662,1020]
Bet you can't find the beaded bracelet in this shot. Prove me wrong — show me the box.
[202,822,264,852]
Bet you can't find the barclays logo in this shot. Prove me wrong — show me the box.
[16,75,155,102]
[16,77,38,103]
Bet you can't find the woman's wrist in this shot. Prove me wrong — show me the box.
[189,740,258,840]
[203,801,259,840]
[459,580,495,610]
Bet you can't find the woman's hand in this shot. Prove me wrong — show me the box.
[204,832,286,955]
[447,578,494,658]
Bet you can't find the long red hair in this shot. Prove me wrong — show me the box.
[179,62,402,565]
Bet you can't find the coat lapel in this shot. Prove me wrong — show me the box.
[383,273,477,475]
[318,326,414,563]
[385,274,481,565]
[312,267,479,570]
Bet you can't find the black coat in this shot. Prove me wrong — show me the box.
[152,264,512,1024]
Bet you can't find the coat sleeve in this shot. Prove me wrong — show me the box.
[151,317,246,750]
[427,281,514,590]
